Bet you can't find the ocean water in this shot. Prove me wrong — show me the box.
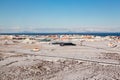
[0,32,120,36]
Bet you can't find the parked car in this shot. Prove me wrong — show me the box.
[60,42,76,46]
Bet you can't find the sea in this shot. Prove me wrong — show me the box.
[0,32,120,36]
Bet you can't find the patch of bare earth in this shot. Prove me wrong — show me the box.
[99,52,120,61]
[0,53,4,61]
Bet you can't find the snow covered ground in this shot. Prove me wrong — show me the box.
[0,40,120,80]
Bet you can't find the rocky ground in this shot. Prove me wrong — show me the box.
[0,40,120,80]
[1,52,120,80]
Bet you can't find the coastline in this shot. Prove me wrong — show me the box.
[0,32,120,36]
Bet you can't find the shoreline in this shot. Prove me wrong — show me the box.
[0,32,120,36]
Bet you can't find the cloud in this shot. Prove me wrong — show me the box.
[0,26,120,33]
[69,26,120,32]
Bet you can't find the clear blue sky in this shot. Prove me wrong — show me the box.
[0,0,120,32]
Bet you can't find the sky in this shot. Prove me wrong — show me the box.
[0,0,120,33]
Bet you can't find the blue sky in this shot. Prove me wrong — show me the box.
[0,0,120,32]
